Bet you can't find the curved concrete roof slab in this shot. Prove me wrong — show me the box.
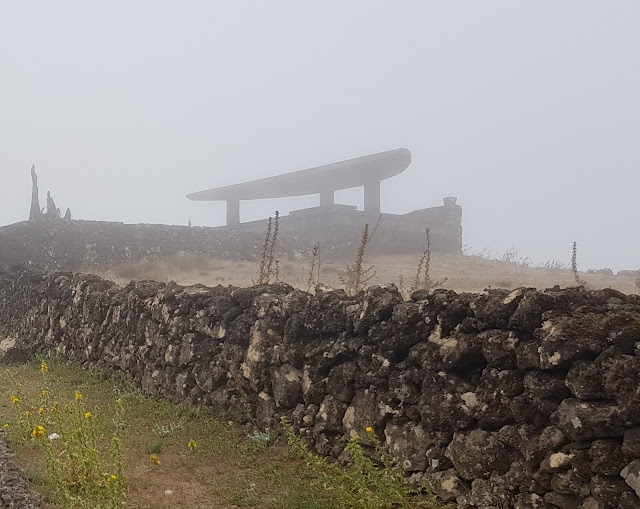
[186,148,411,201]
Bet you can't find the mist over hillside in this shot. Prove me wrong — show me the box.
[1,2,639,272]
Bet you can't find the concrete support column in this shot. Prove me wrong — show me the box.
[364,179,381,216]
[319,189,335,209]
[226,198,240,226]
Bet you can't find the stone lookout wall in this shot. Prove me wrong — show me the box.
[1,266,639,508]
[0,216,460,272]
[0,219,289,271]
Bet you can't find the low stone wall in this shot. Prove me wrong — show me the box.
[0,215,460,272]
[0,266,639,508]
[0,219,293,271]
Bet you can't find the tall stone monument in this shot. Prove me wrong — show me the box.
[29,165,41,221]
[45,191,61,218]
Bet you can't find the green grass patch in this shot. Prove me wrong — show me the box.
[0,354,450,509]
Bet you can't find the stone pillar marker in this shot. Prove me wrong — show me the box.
[28,164,70,221]
[226,198,240,227]
[363,179,381,216]
[319,189,335,209]
[29,165,41,221]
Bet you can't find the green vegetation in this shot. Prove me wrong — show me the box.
[282,419,450,509]
[3,359,125,508]
[0,355,448,509]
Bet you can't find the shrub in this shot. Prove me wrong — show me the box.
[281,417,447,509]
[6,358,126,509]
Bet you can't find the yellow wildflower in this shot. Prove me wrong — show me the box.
[42,390,49,397]
[188,439,197,452]
[10,396,19,404]
[39,408,44,415]
[150,454,161,465]
[75,391,83,401]
[25,411,30,417]
[85,412,92,419]
[365,427,374,433]
[40,362,48,374]
[354,435,361,440]
[3,424,8,428]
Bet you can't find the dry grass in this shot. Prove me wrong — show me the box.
[101,256,244,286]
[97,253,639,295]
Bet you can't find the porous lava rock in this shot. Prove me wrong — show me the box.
[1,266,640,508]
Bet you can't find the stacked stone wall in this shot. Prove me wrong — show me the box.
[0,217,460,272]
[0,266,639,508]
[0,219,286,271]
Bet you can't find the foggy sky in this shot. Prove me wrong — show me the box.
[1,1,639,271]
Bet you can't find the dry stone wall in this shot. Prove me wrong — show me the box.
[0,217,459,272]
[0,219,292,271]
[1,266,640,508]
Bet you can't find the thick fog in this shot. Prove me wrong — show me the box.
[1,1,638,271]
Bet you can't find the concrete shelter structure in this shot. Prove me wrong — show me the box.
[186,148,463,254]
[186,148,411,226]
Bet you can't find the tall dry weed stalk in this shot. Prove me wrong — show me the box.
[305,242,321,292]
[340,218,380,296]
[257,211,280,285]
[398,274,406,299]
[571,241,586,287]
[408,228,447,294]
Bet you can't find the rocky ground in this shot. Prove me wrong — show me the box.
[0,430,41,509]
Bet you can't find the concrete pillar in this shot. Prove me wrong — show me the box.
[226,198,240,226]
[319,189,335,209]
[364,179,380,215]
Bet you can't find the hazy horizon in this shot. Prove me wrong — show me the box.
[1,2,639,271]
